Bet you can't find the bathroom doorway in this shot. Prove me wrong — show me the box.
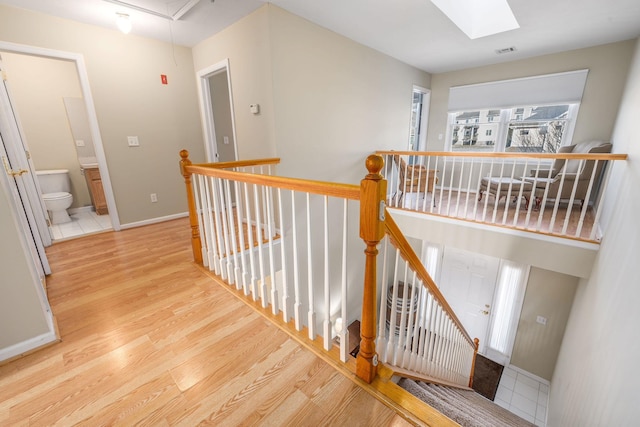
[0,43,119,244]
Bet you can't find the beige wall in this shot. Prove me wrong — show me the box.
[267,6,431,184]
[427,40,636,151]
[549,38,640,426]
[192,5,431,184]
[0,183,50,351]
[2,53,92,209]
[192,6,276,161]
[0,4,204,225]
[510,268,578,381]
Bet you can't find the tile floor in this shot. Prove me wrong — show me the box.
[495,365,549,426]
[50,209,113,241]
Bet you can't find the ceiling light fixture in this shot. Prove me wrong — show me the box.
[430,0,519,39]
[115,12,132,34]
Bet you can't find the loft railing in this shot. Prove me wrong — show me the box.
[179,151,478,389]
[377,150,628,242]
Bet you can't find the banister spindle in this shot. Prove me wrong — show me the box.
[357,154,387,384]
[179,150,203,264]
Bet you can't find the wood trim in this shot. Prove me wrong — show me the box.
[387,364,474,392]
[391,205,603,245]
[185,164,361,200]
[384,212,475,347]
[376,149,628,161]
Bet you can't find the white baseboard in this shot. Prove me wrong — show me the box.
[0,331,58,363]
[120,212,189,230]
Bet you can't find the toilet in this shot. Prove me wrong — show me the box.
[36,169,74,224]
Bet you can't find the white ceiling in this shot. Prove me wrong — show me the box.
[1,0,639,73]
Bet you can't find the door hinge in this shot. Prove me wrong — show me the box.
[25,150,31,160]
[1,70,7,81]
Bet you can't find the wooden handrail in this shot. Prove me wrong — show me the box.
[184,164,360,200]
[383,212,474,347]
[376,149,628,161]
[192,158,281,169]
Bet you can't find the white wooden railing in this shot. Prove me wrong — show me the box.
[179,151,478,388]
[180,152,362,363]
[378,149,627,242]
[377,213,478,387]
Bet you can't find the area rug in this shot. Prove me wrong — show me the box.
[472,354,504,401]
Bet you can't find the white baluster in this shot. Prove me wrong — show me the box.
[278,188,290,323]
[253,183,267,307]
[306,193,316,339]
[266,185,278,314]
[323,195,332,351]
[291,191,302,330]
[243,182,258,300]
[339,199,349,363]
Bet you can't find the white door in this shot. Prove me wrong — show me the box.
[0,58,51,275]
[438,247,499,354]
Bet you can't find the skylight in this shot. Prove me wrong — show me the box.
[430,0,520,39]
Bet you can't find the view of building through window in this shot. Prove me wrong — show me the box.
[450,104,570,153]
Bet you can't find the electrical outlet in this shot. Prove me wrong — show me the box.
[127,136,140,147]
[536,315,547,325]
[75,140,85,147]
[150,193,157,203]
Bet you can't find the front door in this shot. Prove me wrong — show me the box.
[438,247,499,354]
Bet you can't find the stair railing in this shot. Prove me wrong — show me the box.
[180,151,478,387]
[378,150,627,242]
[359,155,478,388]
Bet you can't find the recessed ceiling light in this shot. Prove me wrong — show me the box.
[431,0,520,39]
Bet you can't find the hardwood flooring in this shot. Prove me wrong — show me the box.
[0,218,412,426]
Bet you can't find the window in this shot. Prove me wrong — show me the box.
[446,70,588,153]
[409,86,430,151]
[486,261,528,364]
[448,103,576,153]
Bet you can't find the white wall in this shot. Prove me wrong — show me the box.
[548,38,640,426]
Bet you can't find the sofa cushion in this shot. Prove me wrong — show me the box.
[563,140,612,174]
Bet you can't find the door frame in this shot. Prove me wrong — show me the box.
[410,85,431,151]
[196,58,238,163]
[0,41,121,231]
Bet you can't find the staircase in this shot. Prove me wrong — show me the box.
[398,379,536,427]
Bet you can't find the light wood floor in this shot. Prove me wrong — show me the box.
[0,218,413,426]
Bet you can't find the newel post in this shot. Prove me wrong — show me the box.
[356,154,387,384]
[179,150,203,264]
[469,338,480,387]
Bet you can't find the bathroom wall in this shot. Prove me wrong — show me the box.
[1,52,92,209]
